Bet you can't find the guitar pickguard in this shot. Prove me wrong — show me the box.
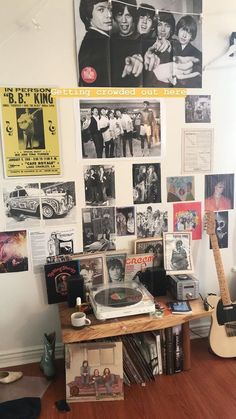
[216,299,236,327]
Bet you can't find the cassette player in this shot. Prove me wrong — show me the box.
[169,274,199,300]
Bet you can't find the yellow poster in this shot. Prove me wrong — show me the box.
[0,87,61,177]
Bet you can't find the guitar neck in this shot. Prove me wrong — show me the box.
[210,234,231,306]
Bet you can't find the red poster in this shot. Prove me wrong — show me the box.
[173,202,202,240]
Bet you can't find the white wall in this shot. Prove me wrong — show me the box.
[0,0,236,366]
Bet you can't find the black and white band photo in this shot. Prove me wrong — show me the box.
[79,99,162,159]
[136,205,168,238]
[74,0,202,88]
[185,95,211,123]
[116,206,135,236]
[133,163,161,204]
[84,165,115,206]
[82,207,116,252]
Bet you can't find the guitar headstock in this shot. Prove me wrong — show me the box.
[204,211,216,236]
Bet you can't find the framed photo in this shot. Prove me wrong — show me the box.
[104,251,127,284]
[163,232,194,275]
[134,237,163,269]
[78,253,106,292]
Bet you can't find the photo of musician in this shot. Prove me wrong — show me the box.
[133,163,161,204]
[75,0,202,88]
[79,99,161,159]
[116,206,135,236]
[205,174,234,212]
[84,165,115,206]
[82,207,116,252]
[16,107,45,150]
[136,206,168,238]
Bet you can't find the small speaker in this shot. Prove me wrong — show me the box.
[139,268,168,296]
[67,276,85,307]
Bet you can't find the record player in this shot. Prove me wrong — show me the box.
[89,281,156,320]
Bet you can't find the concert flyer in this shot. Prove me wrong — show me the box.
[0,87,61,177]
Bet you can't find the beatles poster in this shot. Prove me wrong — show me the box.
[0,87,61,177]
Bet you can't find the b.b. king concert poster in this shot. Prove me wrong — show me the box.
[0,87,61,177]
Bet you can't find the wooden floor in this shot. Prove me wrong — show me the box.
[2,338,236,419]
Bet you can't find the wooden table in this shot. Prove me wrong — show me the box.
[58,297,212,370]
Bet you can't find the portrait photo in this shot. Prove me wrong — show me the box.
[205,174,234,212]
[163,232,194,274]
[105,252,127,283]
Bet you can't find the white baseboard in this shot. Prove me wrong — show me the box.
[0,343,64,368]
[0,322,210,368]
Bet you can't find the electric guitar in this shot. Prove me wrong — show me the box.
[206,211,236,357]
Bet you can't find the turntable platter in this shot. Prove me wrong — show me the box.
[94,286,143,307]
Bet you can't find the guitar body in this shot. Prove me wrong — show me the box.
[207,294,236,358]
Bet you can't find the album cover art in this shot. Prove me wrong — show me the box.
[44,260,80,304]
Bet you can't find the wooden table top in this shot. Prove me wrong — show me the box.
[58,297,212,344]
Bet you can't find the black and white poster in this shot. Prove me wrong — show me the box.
[133,163,161,204]
[209,211,228,249]
[84,165,115,206]
[74,0,202,88]
[82,207,116,252]
[78,99,162,159]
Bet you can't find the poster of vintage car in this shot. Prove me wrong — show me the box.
[0,87,61,177]
[3,181,76,227]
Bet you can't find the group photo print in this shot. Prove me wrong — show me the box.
[75,0,202,88]
[79,99,162,159]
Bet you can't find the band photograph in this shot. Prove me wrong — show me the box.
[136,205,168,238]
[133,163,161,204]
[84,165,115,207]
[74,0,202,88]
[163,232,193,274]
[0,87,61,177]
[82,207,116,252]
[167,176,195,202]
[173,201,202,240]
[116,207,135,236]
[185,95,211,123]
[78,99,162,159]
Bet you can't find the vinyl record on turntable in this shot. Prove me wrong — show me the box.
[94,286,143,307]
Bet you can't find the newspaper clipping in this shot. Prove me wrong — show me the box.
[0,87,61,177]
